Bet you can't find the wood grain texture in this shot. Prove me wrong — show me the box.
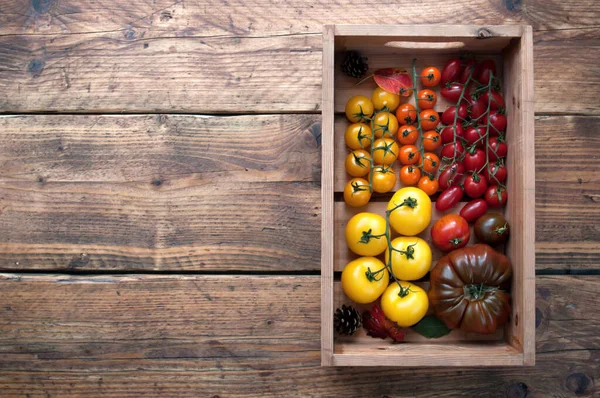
[0,274,597,396]
[0,114,321,271]
[0,3,598,113]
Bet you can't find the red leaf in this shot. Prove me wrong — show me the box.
[373,68,413,97]
[385,320,406,342]
[363,304,406,342]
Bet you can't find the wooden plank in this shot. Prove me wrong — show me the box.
[0,114,321,271]
[0,274,597,395]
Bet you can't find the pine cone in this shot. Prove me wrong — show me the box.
[334,305,362,335]
[341,51,368,79]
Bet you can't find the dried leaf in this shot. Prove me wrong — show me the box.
[373,68,413,97]
[363,304,406,342]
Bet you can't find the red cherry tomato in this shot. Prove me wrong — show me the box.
[484,185,508,207]
[467,96,487,121]
[441,58,463,86]
[436,186,464,212]
[484,162,507,184]
[479,110,507,134]
[440,124,464,144]
[440,141,465,160]
[483,90,505,110]
[459,199,489,223]
[475,59,497,85]
[438,162,465,191]
[430,214,470,252]
[441,83,468,103]
[441,104,468,125]
[488,137,508,161]
[464,126,486,148]
[458,59,476,84]
[464,173,488,198]
[462,148,486,172]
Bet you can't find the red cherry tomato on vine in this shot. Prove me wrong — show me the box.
[430,214,470,252]
[488,137,507,161]
[438,162,465,191]
[467,96,487,121]
[419,109,440,130]
[484,185,508,207]
[459,199,489,223]
[484,162,507,184]
[418,176,439,196]
[463,148,486,172]
[440,141,465,160]
[458,59,476,84]
[436,186,464,212]
[398,124,418,145]
[479,110,507,134]
[420,66,441,87]
[441,58,463,86]
[441,83,468,103]
[483,90,506,110]
[475,59,497,85]
[463,126,486,148]
[399,165,421,186]
[423,152,441,174]
[396,104,417,125]
[417,89,437,110]
[423,130,441,152]
[464,173,488,198]
[441,104,468,125]
[440,124,464,144]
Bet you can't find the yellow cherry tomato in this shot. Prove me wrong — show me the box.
[341,257,389,304]
[380,281,429,327]
[345,212,387,256]
[372,138,399,165]
[387,187,432,236]
[371,165,396,193]
[345,150,371,177]
[344,178,371,207]
[372,87,400,112]
[385,237,432,281]
[344,123,372,150]
[373,112,399,139]
[345,95,374,123]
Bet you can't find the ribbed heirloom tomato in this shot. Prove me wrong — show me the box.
[386,237,432,281]
[345,212,387,256]
[341,257,389,304]
[387,187,432,236]
[381,282,429,327]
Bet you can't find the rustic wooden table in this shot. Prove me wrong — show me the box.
[0,1,598,396]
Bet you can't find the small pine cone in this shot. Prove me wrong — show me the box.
[334,305,362,335]
[341,51,368,79]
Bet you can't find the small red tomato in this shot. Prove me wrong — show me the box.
[440,124,464,144]
[475,59,497,85]
[462,147,486,172]
[430,214,470,251]
[460,199,489,223]
[441,83,467,103]
[488,137,507,161]
[441,58,463,86]
[440,141,465,160]
[464,173,488,198]
[484,162,508,184]
[418,89,437,110]
[421,66,442,87]
[463,126,486,148]
[479,110,507,134]
[441,104,468,125]
[436,186,464,212]
[467,96,487,121]
[484,185,508,207]
[483,90,505,110]
[458,59,476,84]
[438,162,465,191]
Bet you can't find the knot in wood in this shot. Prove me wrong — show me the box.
[477,28,493,39]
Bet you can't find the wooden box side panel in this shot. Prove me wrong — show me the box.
[503,27,536,366]
[320,25,336,366]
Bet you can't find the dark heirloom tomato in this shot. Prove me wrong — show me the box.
[474,213,510,245]
[428,244,512,334]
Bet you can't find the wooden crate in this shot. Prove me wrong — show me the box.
[321,25,535,367]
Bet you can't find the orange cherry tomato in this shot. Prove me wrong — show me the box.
[398,124,418,145]
[420,109,440,130]
[423,130,441,152]
[395,104,417,125]
[417,89,437,110]
[420,66,441,87]
[418,176,439,196]
[399,145,421,165]
[399,165,421,186]
[423,152,441,174]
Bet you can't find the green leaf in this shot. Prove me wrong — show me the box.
[411,316,452,339]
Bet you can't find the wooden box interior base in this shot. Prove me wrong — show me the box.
[321,25,535,367]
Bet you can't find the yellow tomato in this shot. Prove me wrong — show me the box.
[372,87,400,112]
[373,112,399,139]
[345,95,374,123]
[387,187,432,236]
[385,237,432,281]
[371,165,396,193]
[345,150,371,177]
[345,212,387,256]
[341,257,389,304]
[344,178,371,207]
[380,281,428,327]
[372,138,399,166]
[344,123,372,150]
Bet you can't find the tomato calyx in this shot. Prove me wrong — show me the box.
[494,223,509,235]
[449,237,463,247]
[351,180,369,194]
[390,241,417,260]
[387,196,418,213]
[352,152,370,168]
[353,104,371,123]
[463,283,498,300]
[359,228,384,244]
[365,266,387,282]
[397,282,415,298]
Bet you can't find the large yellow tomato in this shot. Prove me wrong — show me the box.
[385,237,432,281]
[387,187,432,236]
[345,212,387,256]
[345,95,374,123]
[380,281,428,327]
[341,257,389,304]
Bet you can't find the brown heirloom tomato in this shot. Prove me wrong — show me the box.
[428,244,512,334]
